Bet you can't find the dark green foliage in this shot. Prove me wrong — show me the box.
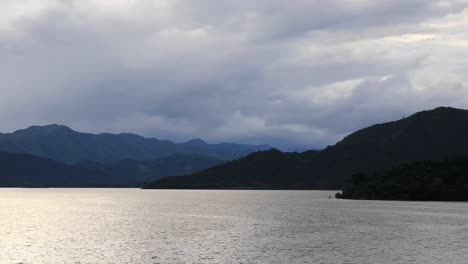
[78,153,223,186]
[0,124,270,164]
[144,107,468,189]
[338,155,468,201]
[0,152,111,187]
[143,149,332,189]
[0,152,222,187]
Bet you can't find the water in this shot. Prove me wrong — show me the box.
[0,189,467,264]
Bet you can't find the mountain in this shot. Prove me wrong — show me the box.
[77,153,223,186]
[0,125,270,164]
[0,152,109,187]
[336,155,468,201]
[143,149,320,189]
[144,106,468,189]
[0,152,223,187]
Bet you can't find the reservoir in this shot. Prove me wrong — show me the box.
[1,189,467,263]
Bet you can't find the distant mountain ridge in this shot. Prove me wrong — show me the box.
[0,124,271,164]
[77,153,223,186]
[144,106,468,189]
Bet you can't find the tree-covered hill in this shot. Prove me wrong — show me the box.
[0,152,222,187]
[0,152,109,187]
[143,149,322,189]
[336,155,468,201]
[78,153,222,186]
[144,107,468,189]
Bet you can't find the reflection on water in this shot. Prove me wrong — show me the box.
[0,189,467,263]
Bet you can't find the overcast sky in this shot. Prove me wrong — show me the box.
[1,0,468,149]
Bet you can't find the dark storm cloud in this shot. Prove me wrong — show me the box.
[1,0,468,148]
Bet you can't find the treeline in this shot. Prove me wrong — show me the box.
[142,149,335,190]
[337,155,468,201]
[144,107,468,190]
[0,152,222,188]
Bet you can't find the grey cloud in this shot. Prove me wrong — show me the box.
[1,0,468,149]
[173,0,468,41]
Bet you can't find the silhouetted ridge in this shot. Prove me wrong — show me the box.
[337,106,468,146]
[144,106,468,190]
[0,152,110,187]
[337,154,468,201]
[14,124,75,136]
[0,151,223,187]
[186,139,207,145]
[143,148,308,189]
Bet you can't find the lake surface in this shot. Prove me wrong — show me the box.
[0,189,467,264]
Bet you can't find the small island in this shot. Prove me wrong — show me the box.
[336,155,468,201]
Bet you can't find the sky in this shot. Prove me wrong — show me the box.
[1,0,468,149]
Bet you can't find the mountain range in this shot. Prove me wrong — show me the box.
[2,106,468,189]
[0,124,270,164]
[0,152,222,187]
[144,107,468,189]
[0,125,271,187]
[0,152,107,187]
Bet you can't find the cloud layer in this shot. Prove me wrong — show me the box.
[1,0,468,148]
